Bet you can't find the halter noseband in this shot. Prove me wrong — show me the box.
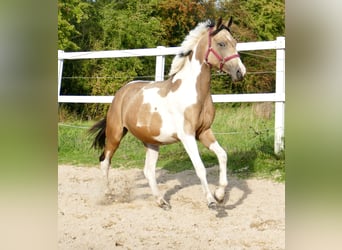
[204,27,240,71]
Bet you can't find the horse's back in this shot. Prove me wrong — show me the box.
[105,80,148,131]
[107,80,175,144]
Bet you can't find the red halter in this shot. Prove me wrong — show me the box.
[204,27,240,71]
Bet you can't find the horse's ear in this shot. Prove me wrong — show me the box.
[216,17,223,29]
[227,16,233,29]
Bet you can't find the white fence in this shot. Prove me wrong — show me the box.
[58,37,285,154]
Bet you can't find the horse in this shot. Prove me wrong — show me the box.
[89,17,246,210]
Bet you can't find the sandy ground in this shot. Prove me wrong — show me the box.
[58,165,285,250]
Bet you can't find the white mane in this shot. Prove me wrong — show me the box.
[169,20,212,76]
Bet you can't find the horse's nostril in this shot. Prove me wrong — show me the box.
[237,69,243,80]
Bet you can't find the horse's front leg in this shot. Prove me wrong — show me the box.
[180,134,217,209]
[209,141,228,202]
[199,129,228,203]
[143,144,171,210]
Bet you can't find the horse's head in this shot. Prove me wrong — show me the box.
[205,17,246,81]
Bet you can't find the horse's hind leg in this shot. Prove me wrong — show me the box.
[198,129,228,203]
[143,144,170,210]
[100,126,127,182]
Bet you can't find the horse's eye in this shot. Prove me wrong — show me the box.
[217,42,226,48]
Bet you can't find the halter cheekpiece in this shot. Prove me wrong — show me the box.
[204,27,240,71]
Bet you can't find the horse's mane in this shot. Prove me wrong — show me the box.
[169,20,214,76]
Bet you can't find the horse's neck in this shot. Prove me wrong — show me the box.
[172,50,211,101]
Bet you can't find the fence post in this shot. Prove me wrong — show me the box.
[58,50,64,96]
[155,46,165,81]
[274,37,285,154]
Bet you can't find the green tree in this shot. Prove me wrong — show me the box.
[243,0,285,41]
[98,1,163,50]
[89,0,164,93]
[217,0,285,41]
[68,0,165,118]
[58,0,285,119]
[156,0,207,46]
[58,0,91,50]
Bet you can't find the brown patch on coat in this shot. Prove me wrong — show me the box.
[129,104,163,145]
[156,78,182,97]
[195,34,208,64]
[138,78,182,98]
[113,82,163,145]
[198,129,216,148]
[183,63,215,138]
[171,133,179,141]
[188,50,193,61]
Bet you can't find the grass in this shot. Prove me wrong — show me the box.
[58,104,285,182]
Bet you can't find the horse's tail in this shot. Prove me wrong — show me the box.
[88,118,106,150]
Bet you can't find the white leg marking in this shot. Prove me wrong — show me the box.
[143,145,160,198]
[100,151,111,180]
[181,135,216,206]
[100,151,111,194]
[209,141,228,201]
[143,145,169,208]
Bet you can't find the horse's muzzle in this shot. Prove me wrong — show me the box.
[236,69,243,81]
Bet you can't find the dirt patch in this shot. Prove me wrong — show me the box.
[58,165,285,249]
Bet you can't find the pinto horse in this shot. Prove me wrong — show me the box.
[89,17,246,209]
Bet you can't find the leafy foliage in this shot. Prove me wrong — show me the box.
[58,0,285,119]
[156,0,206,46]
[242,0,285,41]
[58,0,92,50]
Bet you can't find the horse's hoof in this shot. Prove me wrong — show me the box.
[157,198,171,210]
[160,203,171,210]
[214,189,225,203]
[208,201,218,210]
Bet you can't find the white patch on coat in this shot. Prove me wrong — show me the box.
[137,50,203,143]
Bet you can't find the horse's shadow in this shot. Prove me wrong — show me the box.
[136,150,255,218]
[160,170,251,218]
